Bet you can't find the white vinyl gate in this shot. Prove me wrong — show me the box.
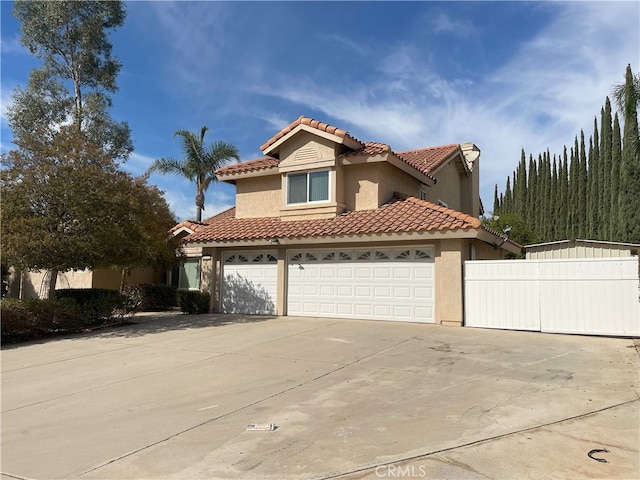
[464,257,640,336]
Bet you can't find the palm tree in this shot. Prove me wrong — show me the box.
[147,126,240,221]
[611,65,640,113]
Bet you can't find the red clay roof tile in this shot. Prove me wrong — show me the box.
[216,156,279,176]
[184,193,482,243]
[260,116,364,152]
[395,144,462,175]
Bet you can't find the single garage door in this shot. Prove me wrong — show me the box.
[222,251,277,314]
[287,247,434,323]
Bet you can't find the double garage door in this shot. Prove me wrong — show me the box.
[222,247,434,323]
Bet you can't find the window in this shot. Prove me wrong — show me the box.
[419,190,427,201]
[171,258,201,290]
[287,170,329,204]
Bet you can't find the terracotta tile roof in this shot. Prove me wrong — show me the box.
[216,156,279,176]
[260,116,364,153]
[395,144,462,175]
[201,207,236,224]
[170,219,209,234]
[184,194,482,243]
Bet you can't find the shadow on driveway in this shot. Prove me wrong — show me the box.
[2,312,278,348]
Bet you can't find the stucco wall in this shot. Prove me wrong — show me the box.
[434,239,465,326]
[235,175,281,218]
[429,161,463,212]
[343,163,380,211]
[378,162,421,204]
[279,131,338,166]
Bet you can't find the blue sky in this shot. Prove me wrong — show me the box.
[2,1,639,222]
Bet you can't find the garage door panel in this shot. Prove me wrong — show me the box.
[337,268,354,279]
[393,267,412,279]
[415,286,433,300]
[222,251,277,315]
[374,267,392,279]
[355,304,372,316]
[337,285,353,296]
[374,305,391,317]
[355,268,371,279]
[374,285,392,298]
[393,286,411,298]
[354,285,371,297]
[319,303,337,315]
[287,248,434,323]
[337,304,354,315]
[393,305,412,319]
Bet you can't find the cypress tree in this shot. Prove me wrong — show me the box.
[577,132,588,238]
[587,118,599,238]
[600,99,613,239]
[504,175,513,213]
[493,184,500,215]
[541,151,552,239]
[514,150,527,218]
[610,114,622,239]
[527,154,537,226]
[550,156,559,240]
[558,149,569,239]
[568,143,579,239]
[586,136,595,238]
[618,65,640,242]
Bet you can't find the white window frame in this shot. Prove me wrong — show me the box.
[286,169,331,206]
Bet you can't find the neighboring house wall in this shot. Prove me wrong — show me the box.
[526,241,639,259]
[8,266,164,299]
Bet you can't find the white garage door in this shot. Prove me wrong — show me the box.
[222,251,277,314]
[287,247,434,323]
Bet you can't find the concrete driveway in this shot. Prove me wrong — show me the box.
[1,313,638,480]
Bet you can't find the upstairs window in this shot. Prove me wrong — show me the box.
[287,170,329,204]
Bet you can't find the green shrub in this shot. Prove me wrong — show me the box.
[178,290,210,314]
[122,283,177,311]
[1,298,84,344]
[53,288,133,325]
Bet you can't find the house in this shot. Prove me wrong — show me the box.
[524,239,640,260]
[173,116,521,326]
[6,267,164,299]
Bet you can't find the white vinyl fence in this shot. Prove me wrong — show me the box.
[464,257,640,336]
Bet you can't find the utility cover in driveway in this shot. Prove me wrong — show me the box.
[287,247,435,322]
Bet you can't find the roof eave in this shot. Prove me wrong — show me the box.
[183,228,483,248]
[216,166,280,184]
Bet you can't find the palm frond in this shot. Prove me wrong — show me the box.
[174,129,206,167]
[145,157,192,179]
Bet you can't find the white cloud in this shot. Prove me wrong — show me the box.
[248,2,638,207]
[429,12,477,37]
[124,151,156,176]
[0,35,27,56]
[321,34,371,56]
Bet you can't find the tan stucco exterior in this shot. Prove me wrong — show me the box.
[10,267,163,299]
[235,175,281,218]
